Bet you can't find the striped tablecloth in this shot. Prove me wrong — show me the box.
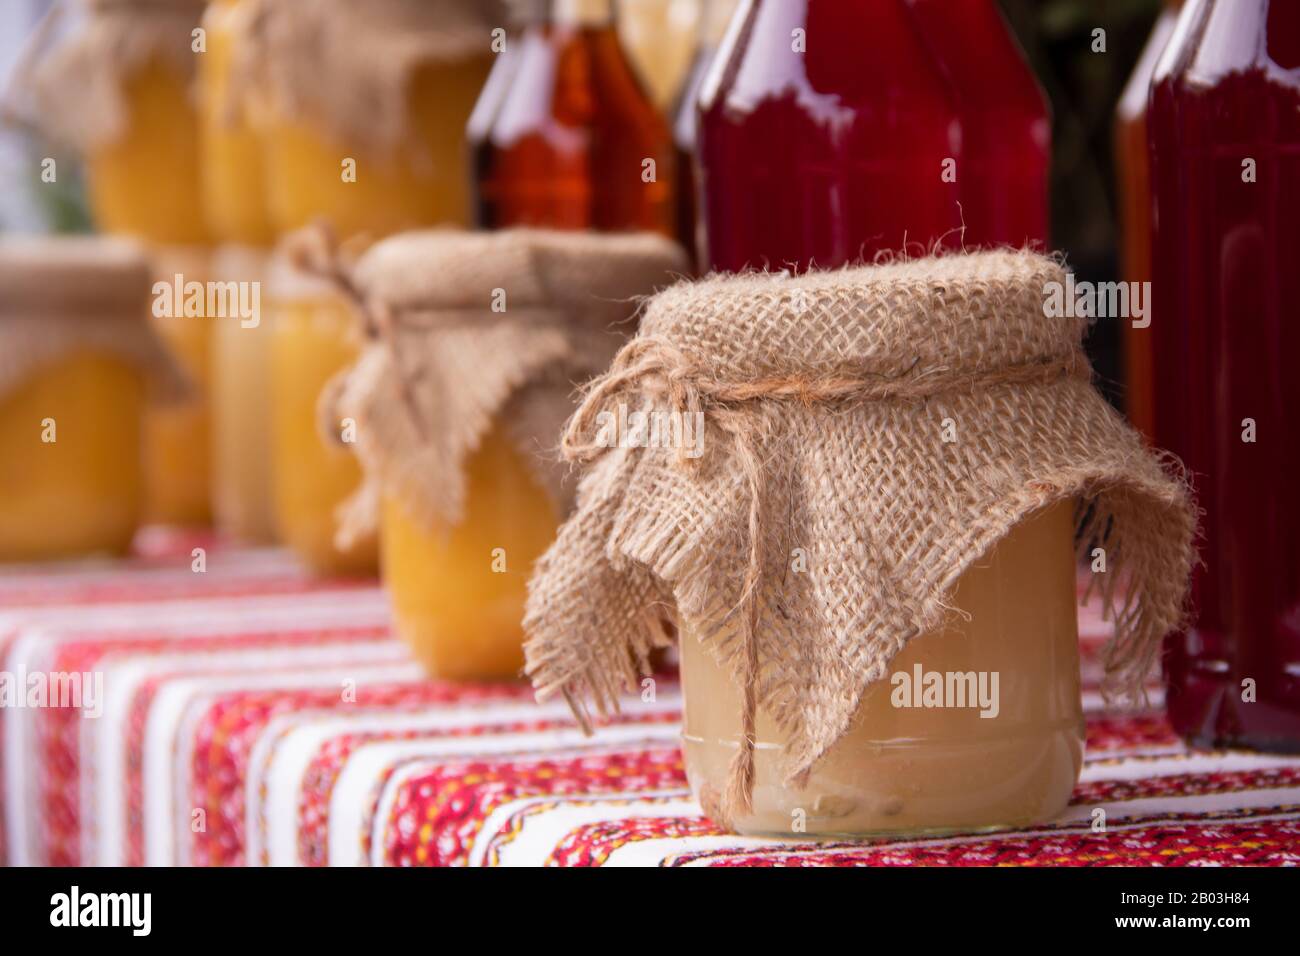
[2,536,1298,867]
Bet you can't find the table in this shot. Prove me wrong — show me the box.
[2,535,1298,866]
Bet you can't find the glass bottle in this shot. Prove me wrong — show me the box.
[1114,0,1183,440]
[672,0,737,267]
[1151,0,1300,751]
[696,0,962,272]
[470,0,675,234]
[907,0,1051,249]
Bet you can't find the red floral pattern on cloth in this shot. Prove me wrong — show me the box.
[188,680,532,866]
[382,741,687,867]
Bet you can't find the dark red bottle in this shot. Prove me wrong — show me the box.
[696,0,963,272]
[1151,0,1300,751]
[907,0,1051,249]
[672,0,737,269]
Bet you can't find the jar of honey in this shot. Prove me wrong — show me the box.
[13,0,210,244]
[267,257,376,575]
[232,0,500,571]
[526,250,1195,835]
[0,237,184,562]
[237,0,499,239]
[142,246,215,527]
[211,246,275,543]
[320,229,687,679]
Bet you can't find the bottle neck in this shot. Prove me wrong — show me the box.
[698,0,737,48]
[551,0,615,27]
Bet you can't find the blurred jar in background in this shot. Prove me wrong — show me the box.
[672,0,737,268]
[267,256,377,576]
[13,0,215,528]
[0,238,185,561]
[144,246,216,527]
[617,0,699,111]
[1114,0,1182,441]
[908,0,1051,249]
[200,0,276,542]
[697,0,962,272]
[232,0,502,573]
[470,0,675,235]
[321,230,687,680]
[1151,0,1300,751]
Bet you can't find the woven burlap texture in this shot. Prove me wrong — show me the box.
[232,0,504,151]
[8,0,204,150]
[312,228,688,548]
[523,249,1196,825]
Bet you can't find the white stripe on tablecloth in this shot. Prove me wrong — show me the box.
[88,642,410,866]
[325,722,683,868]
[0,547,298,591]
[2,590,386,866]
[142,649,412,867]
[476,791,699,867]
[251,693,681,867]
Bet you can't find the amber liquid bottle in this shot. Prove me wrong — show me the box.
[470,0,675,235]
[1114,0,1183,440]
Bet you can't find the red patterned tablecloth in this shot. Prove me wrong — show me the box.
[2,535,1298,867]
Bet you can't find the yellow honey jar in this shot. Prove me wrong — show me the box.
[0,237,184,562]
[235,0,497,239]
[267,260,376,575]
[199,0,274,247]
[322,228,687,679]
[143,246,215,527]
[525,251,1195,836]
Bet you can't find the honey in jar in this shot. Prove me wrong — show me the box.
[322,229,687,679]
[0,237,182,562]
[268,261,377,576]
[525,251,1195,836]
[681,502,1082,835]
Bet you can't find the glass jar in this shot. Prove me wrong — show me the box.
[383,426,560,680]
[268,266,377,575]
[1150,0,1300,751]
[263,60,492,239]
[142,246,214,527]
[697,0,961,271]
[211,247,275,543]
[199,0,274,247]
[681,501,1083,836]
[86,56,210,246]
[1114,0,1182,440]
[0,238,157,562]
[907,0,1051,249]
[469,0,675,234]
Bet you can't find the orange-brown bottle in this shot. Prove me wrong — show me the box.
[1114,0,1183,440]
[470,0,675,235]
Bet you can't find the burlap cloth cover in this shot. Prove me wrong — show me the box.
[231,0,506,151]
[0,236,188,402]
[523,249,1196,823]
[301,228,688,547]
[4,0,204,150]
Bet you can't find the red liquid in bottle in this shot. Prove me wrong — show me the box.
[697,0,962,272]
[470,0,675,235]
[908,0,1051,249]
[1151,0,1300,751]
